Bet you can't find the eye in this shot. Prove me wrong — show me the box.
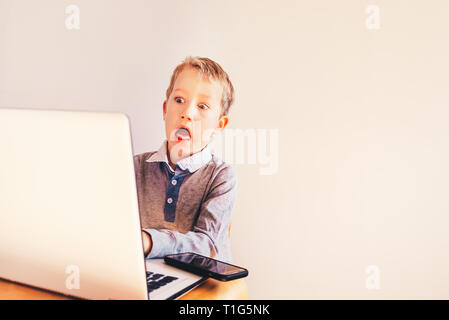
[199,104,209,110]
[175,97,184,103]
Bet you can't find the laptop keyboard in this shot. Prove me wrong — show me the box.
[146,271,178,293]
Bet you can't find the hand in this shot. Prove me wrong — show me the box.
[141,231,152,256]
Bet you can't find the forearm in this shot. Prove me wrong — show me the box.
[142,228,218,259]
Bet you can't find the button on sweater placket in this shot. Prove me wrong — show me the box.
[163,172,187,222]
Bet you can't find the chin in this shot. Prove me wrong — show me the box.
[170,140,195,158]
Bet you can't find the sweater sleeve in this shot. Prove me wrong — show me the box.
[143,165,237,263]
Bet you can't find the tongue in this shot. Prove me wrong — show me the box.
[175,128,191,141]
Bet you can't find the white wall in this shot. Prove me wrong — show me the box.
[2,0,449,299]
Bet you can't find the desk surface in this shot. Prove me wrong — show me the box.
[0,277,249,300]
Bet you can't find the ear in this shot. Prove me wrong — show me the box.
[217,115,229,131]
[210,115,229,142]
[162,101,167,120]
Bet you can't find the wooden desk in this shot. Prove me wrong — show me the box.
[0,277,249,300]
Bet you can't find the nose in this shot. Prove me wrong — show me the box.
[181,101,197,121]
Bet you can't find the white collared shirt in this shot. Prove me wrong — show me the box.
[146,140,212,173]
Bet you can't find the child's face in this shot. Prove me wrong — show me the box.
[163,67,229,162]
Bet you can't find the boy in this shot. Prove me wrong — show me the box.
[133,56,237,263]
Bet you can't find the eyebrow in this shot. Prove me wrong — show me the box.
[174,88,211,99]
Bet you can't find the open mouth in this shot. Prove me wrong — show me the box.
[174,127,191,141]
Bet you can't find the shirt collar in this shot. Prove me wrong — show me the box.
[145,140,212,173]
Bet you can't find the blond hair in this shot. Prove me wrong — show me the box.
[165,56,235,116]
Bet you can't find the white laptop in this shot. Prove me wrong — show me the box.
[0,107,207,300]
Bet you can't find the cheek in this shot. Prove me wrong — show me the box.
[165,106,178,123]
[198,120,218,141]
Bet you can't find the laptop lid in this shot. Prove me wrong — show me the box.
[0,107,148,300]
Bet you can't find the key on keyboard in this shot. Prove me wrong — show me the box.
[146,272,178,293]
